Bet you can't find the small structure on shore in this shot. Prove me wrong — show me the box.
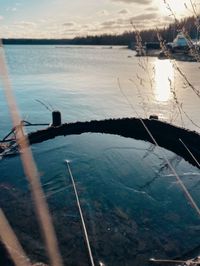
[135,42,160,57]
[145,42,161,56]
[149,114,159,120]
[52,111,62,127]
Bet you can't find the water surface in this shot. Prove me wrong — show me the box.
[0,46,200,265]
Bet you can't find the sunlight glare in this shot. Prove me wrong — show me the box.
[154,59,173,102]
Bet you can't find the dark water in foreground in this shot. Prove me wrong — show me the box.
[1,134,200,265]
[0,46,200,265]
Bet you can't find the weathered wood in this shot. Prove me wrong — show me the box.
[28,118,200,169]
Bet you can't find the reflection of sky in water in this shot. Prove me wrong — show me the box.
[0,46,200,133]
[154,59,173,102]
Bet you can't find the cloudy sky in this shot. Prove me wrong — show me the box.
[0,0,196,38]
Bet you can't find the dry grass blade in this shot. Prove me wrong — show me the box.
[179,138,200,168]
[118,78,200,218]
[0,42,63,266]
[66,161,95,266]
[0,209,32,266]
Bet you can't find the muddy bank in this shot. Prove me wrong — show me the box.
[28,118,200,169]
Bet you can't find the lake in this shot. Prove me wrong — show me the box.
[0,45,200,266]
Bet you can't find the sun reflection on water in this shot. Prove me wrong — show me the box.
[154,59,174,102]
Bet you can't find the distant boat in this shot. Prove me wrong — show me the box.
[135,31,199,59]
[158,31,200,61]
[166,31,190,53]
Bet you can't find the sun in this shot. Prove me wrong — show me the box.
[158,0,191,18]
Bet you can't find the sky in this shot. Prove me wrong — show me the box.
[0,0,198,39]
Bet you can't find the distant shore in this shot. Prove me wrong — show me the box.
[2,38,131,46]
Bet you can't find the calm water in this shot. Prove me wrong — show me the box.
[1,45,200,133]
[0,46,200,265]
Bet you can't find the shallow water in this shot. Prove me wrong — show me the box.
[1,133,200,265]
[0,46,200,265]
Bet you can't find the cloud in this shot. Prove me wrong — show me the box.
[118,8,130,14]
[63,22,76,27]
[0,16,3,20]
[6,7,17,12]
[130,12,158,21]
[101,20,116,27]
[38,19,46,23]
[14,21,37,28]
[96,10,109,17]
[112,0,152,4]
[95,11,160,33]
[145,6,159,11]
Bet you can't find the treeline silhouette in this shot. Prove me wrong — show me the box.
[2,16,198,47]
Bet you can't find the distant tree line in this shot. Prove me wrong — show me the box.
[141,16,198,42]
[2,16,198,47]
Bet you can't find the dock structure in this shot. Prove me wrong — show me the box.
[26,117,200,169]
[1,115,200,169]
